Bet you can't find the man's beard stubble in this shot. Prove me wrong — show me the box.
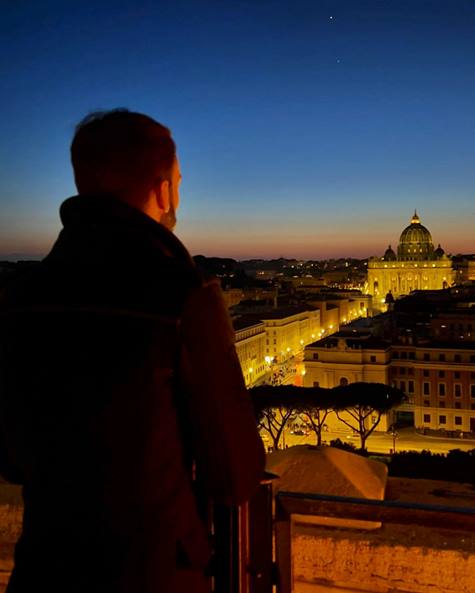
[160,203,177,232]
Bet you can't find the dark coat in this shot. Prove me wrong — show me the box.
[0,195,265,593]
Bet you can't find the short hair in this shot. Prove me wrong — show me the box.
[71,109,176,194]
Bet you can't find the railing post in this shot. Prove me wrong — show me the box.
[274,495,292,593]
[212,473,277,593]
[212,503,240,593]
[247,477,275,593]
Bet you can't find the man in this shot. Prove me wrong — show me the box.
[0,110,265,592]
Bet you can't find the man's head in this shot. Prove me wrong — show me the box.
[71,109,181,227]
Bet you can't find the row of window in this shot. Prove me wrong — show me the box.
[421,382,475,397]
[424,400,475,410]
[423,414,463,426]
[390,379,475,398]
[393,351,475,362]
[393,367,475,380]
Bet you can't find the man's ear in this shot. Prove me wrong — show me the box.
[155,179,171,213]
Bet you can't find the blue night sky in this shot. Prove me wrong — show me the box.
[1,0,474,260]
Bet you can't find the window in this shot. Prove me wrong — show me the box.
[339,377,348,386]
[455,371,461,379]
[273,339,276,344]
[454,354,461,363]
[424,353,430,361]
[471,372,475,380]
[392,351,399,359]
[370,355,376,363]
[423,370,429,377]
[471,355,475,363]
[438,383,446,396]
[455,402,461,409]
[455,416,462,426]
[471,384,475,398]
[424,400,430,406]
[409,352,415,360]
[400,367,406,375]
[439,415,446,425]
[439,354,446,362]
[438,370,445,378]
[408,367,414,376]
[400,381,406,392]
[423,382,430,395]
[454,384,462,397]
[439,401,445,408]
[313,353,319,360]
[472,403,475,410]
[313,381,320,387]
[423,414,431,423]
[408,380,414,393]
[401,352,408,359]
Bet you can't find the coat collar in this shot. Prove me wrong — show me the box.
[57,194,192,263]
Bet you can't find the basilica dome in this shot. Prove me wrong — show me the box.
[397,211,434,261]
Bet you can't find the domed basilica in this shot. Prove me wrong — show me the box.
[366,211,454,306]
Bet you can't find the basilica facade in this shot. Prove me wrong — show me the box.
[366,212,454,306]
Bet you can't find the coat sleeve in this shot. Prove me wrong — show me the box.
[178,279,265,505]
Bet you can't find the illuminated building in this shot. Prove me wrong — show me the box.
[303,333,393,432]
[304,332,475,434]
[366,211,454,307]
[234,318,267,387]
[233,306,321,386]
[259,307,320,363]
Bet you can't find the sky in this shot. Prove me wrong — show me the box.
[0,0,474,260]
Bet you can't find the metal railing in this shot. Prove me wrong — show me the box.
[212,481,475,593]
[274,491,475,593]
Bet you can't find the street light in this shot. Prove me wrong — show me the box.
[391,428,399,453]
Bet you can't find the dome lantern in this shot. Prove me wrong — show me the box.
[397,211,434,261]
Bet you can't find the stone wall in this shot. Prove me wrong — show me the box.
[292,519,475,593]
[0,485,22,593]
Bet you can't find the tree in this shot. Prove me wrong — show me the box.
[331,383,406,451]
[251,385,334,449]
[251,385,299,449]
[303,406,331,446]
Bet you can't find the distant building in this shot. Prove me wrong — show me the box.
[303,333,393,432]
[222,288,244,309]
[258,306,321,363]
[366,211,454,307]
[304,286,475,435]
[233,317,267,387]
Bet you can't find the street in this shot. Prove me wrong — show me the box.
[265,426,475,455]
